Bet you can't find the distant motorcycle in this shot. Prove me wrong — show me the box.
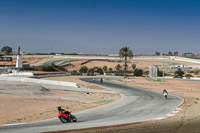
[162,89,168,99]
[164,94,167,99]
[57,107,77,123]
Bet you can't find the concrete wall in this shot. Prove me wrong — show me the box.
[0,72,34,77]
[0,77,77,87]
[104,73,115,76]
[54,55,170,60]
[170,56,200,64]
[183,77,200,80]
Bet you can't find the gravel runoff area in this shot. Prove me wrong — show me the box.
[0,79,120,125]
[45,76,200,133]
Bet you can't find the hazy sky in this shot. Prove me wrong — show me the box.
[0,0,200,54]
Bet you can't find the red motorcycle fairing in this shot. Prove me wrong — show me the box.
[58,111,70,119]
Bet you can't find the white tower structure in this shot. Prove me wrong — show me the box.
[16,46,23,69]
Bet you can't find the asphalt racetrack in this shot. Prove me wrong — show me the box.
[0,78,184,133]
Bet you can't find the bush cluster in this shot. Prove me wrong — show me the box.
[134,68,143,76]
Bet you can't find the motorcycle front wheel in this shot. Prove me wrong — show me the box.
[59,116,68,123]
[71,115,77,122]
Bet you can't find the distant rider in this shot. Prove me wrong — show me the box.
[100,78,103,84]
[162,89,168,99]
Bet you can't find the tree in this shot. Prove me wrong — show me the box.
[79,66,88,73]
[91,67,103,74]
[119,47,133,78]
[155,51,160,55]
[134,68,143,76]
[103,65,108,72]
[174,51,178,56]
[168,51,173,56]
[183,52,195,57]
[108,68,113,73]
[115,64,122,71]
[1,46,12,55]
[194,70,200,75]
[175,68,184,78]
[185,74,192,78]
[71,70,77,74]
[131,64,136,70]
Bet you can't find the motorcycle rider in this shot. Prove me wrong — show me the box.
[162,89,168,99]
[57,106,77,123]
[100,78,103,84]
[58,106,70,114]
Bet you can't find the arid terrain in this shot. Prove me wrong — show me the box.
[1,57,200,133]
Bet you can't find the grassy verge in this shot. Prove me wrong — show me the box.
[145,77,161,82]
[95,100,113,104]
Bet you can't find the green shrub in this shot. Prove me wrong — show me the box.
[134,68,143,76]
[103,65,108,72]
[90,67,103,74]
[108,68,113,73]
[71,70,77,74]
[115,64,122,71]
[157,69,164,77]
[131,64,136,70]
[41,65,56,71]
[194,70,200,75]
[185,74,193,77]
[79,66,88,73]
[175,68,184,77]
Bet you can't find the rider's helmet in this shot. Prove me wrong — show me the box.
[58,106,62,111]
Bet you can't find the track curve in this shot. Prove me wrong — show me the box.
[0,78,184,133]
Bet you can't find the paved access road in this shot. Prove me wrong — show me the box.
[0,78,184,133]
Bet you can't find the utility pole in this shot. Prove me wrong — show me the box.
[162,55,165,84]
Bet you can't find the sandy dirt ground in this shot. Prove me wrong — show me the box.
[0,57,41,66]
[50,77,200,133]
[0,80,120,125]
[64,59,200,72]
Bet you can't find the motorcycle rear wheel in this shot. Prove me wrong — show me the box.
[60,116,68,123]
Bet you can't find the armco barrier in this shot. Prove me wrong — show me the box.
[0,77,77,87]
[34,73,71,78]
